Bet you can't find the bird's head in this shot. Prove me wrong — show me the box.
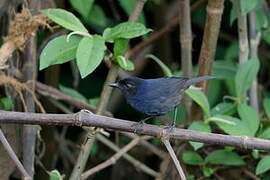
[109,77,142,96]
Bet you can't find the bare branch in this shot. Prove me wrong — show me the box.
[0,128,31,180]
[162,137,186,180]
[0,110,269,150]
[35,82,112,117]
[81,136,149,179]
[96,134,159,177]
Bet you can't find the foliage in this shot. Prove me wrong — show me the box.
[40,8,151,78]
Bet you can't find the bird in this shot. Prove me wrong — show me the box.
[109,75,214,131]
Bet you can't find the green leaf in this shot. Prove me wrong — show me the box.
[240,0,260,15]
[116,56,134,71]
[103,22,152,42]
[211,102,237,116]
[235,58,260,100]
[208,115,237,125]
[146,54,172,77]
[230,1,237,26]
[230,0,261,25]
[255,7,268,30]
[39,35,81,70]
[214,115,252,136]
[113,38,129,57]
[88,97,100,107]
[86,5,108,28]
[0,97,14,110]
[49,170,64,180]
[59,85,87,102]
[224,42,239,60]
[212,61,237,80]
[185,87,210,118]
[42,8,88,33]
[188,122,211,150]
[259,128,270,139]
[263,29,270,45]
[202,166,215,177]
[205,149,245,166]
[238,104,259,136]
[256,156,270,175]
[118,0,146,24]
[76,35,106,78]
[263,98,270,120]
[182,151,204,165]
[69,0,94,18]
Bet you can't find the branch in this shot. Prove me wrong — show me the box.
[96,134,159,177]
[0,128,31,180]
[179,0,193,121]
[162,138,186,180]
[35,82,112,117]
[81,136,150,179]
[197,0,224,91]
[248,10,260,111]
[22,2,41,177]
[237,0,249,64]
[0,110,269,150]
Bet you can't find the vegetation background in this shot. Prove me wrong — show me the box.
[0,0,270,179]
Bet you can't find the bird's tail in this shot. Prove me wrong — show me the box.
[185,75,215,87]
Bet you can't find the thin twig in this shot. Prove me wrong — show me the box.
[161,137,186,180]
[122,132,166,159]
[0,128,31,180]
[96,134,159,177]
[81,136,149,179]
[243,168,260,180]
[35,82,112,116]
[0,110,269,150]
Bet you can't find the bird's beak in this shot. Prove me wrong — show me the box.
[108,82,119,88]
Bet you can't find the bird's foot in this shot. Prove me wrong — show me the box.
[163,123,176,133]
[131,120,145,133]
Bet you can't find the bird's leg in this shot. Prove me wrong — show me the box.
[164,107,178,132]
[132,116,153,133]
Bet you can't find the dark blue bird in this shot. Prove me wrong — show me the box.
[110,76,213,129]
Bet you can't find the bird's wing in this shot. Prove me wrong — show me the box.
[136,78,188,115]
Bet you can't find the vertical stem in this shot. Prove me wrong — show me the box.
[22,1,40,177]
[179,0,193,119]
[237,0,249,64]
[70,1,148,179]
[248,11,259,111]
[197,0,224,92]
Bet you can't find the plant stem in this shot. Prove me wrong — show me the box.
[248,11,260,111]
[197,0,224,91]
[179,0,193,120]
[237,0,249,64]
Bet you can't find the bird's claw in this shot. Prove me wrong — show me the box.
[163,123,175,133]
[131,121,145,133]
